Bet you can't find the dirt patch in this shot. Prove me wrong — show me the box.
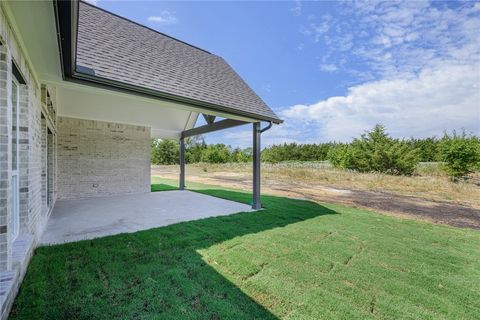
[152,166,480,230]
[345,190,480,229]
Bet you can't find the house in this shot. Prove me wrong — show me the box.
[0,1,281,317]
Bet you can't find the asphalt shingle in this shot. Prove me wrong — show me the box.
[76,2,281,122]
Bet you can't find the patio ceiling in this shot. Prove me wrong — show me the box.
[55,82,198,139]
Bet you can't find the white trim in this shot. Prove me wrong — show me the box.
[45,124,49,209]
[11,76,20,241]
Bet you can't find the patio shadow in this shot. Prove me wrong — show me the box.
[10,189,337,319]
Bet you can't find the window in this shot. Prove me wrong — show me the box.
[11,79,20,240]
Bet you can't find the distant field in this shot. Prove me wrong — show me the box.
[152,162,480,229]
[155,161,480,208]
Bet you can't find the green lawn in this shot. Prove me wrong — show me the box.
[11,178,480,319]
[150,180,178,192]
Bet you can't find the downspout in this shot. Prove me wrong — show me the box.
[252,121,273,209]
[260,121,273,133]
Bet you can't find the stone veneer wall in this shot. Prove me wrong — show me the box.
[57,117,151,200]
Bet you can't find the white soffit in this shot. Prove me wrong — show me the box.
[4,0,63,82]
[56,82,199,139]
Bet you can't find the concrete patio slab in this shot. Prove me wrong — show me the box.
[40,191,253,245]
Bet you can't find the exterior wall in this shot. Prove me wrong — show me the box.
[0,40,11,273]
[57,117,151,200]
[0,3,149,317]
[0,6,57,319]
[0,3,150,316]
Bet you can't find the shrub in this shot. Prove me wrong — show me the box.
[200,144,232,163]
[327,124,420,175]
[232,147,251,163]
[150,127,480,173]
[185,136,207,163]
[327,144,352,168]
[152,137,252,165]
[409,137,440,162]
[439,131,480,179]
[151,139,179,165]
[262,142,334,163]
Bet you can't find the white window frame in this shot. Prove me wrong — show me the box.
[45,126,50,208]
[11,77,20,241]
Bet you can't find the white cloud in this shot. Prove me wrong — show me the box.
[282,62,480,142]
[84,0,98,5]
[319,64,338,72]
[300,1,480,78]
[301,19,330,43]
[148,11,178,25]
[291,0,302,17]
[282,1,480,142]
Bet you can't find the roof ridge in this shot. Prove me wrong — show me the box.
[79,0,212,55]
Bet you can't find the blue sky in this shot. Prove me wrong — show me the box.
[88,0,480,148]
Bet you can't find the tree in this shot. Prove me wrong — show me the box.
[185,135,206,163]
[327,124,420,175]
[232,147,251,163]
[439,131,480,179]
[261,142,334,162]
[150,127,480,176]
[150,139,179,165]
[409,137,440,162]
[200,144,232,163]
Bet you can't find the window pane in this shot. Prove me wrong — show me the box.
[12,81,17,170]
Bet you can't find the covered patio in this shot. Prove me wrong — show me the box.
[1,1,282,316]
[51,0,282,209]
[3,0,284,209]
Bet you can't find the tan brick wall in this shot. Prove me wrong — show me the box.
[22,84,39,236]
[1,5,57,317]
[0,41,11,273]
[57,117,151,200]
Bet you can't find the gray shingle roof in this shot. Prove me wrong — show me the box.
[76,2,281,123]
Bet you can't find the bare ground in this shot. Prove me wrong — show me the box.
[152,165,480,230]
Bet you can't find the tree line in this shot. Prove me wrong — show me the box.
[151,125,480,178]
[151,136,252,165]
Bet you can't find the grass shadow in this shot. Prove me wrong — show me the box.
[151,183,178,192]
[10,186,337,319]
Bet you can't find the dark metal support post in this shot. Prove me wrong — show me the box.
[179,137,185,190]
[182,119,246,139]
[252,122,261,209]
